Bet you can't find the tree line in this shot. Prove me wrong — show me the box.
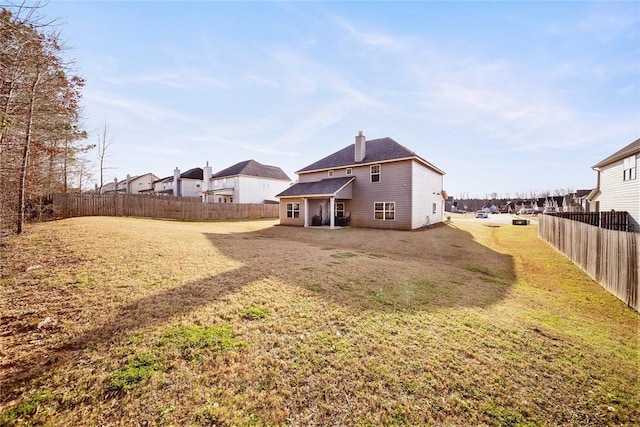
[1,4,90,235]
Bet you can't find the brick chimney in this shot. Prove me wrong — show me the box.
[355,131,366,162]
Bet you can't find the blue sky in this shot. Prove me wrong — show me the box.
[42,1,639,198]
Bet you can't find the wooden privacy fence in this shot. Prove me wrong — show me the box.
[547,211,630,231]
[53,194,279,221]
[539,214,638,312]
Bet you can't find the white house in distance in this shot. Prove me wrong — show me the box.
[152,167,204,197]
[100,172,158,194]
[589,137,640,232]
[276,131,446,230]
[202,160,291,203]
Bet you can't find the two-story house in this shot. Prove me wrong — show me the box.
[589,138,640,232]
[203,160,291,203]
[276,132,446,230]
[152,167,204,197]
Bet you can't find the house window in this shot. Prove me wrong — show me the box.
[286,202,300,219]
[374,202,395,220]
[370,165,381,182]
[346,168,352,175]
[213,180,218,187]
[336,202,345,218]
[433,203,437,214]
[230,197,233,203]
[196,181,201,188]
[328,170,334,177]
[624,155,637,181]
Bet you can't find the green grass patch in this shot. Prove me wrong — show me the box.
[158,324,242,358]
[0,391,49,425]
[240,306,268,320]
[109,352,161,392]
[330,252,358,259]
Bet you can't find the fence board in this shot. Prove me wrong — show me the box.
[539,214,638,312]
[53,194,279,222]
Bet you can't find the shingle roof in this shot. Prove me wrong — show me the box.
[212,159,291,181]
[592,138,640,168]
[276,177,355,198]
[181,167,203,180]
[297,137,444,175]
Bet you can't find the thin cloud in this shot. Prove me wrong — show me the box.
[104,71,230,90]
[85,91,205,124]
[333,15,404,53]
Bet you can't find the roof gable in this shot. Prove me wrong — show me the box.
[297,137,444,175]
[212,159,291,181]
[592,138,640,168]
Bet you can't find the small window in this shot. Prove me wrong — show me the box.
[374,202,395,220]
[286,202,300,219]
[624,155,637,181]
[328,170,334,177]
[213,180,218,187]
[346,168,352,175]
[433,203,437,214]
[336,202,345,218]
[371,165,380,182]
[230,197,233,203]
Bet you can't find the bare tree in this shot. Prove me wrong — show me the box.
[1,5,86,234]
[96,123,114,193]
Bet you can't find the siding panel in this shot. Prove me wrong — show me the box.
[598,159,640,232]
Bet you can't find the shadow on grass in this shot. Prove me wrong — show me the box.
[1,223,515,403]
[204,224,516,312]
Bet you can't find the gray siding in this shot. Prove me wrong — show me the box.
[343,161,413,230]
[598,158,640,232]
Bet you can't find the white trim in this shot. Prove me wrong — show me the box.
[370,164,381,183]
[374,201,395,221]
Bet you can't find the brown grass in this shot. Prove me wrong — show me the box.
[0,217,638,426]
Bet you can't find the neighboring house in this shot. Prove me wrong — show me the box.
[564,189,592,213]
[276,132,446,230]
[202,160,291,204]
[589,138,640,232]
[152,167,204,197]
[537,196,564,213]
[100,173,158,194]
[125,173,159,194]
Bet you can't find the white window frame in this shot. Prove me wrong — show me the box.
[623,155,637,181]
[370,164,381,182]
[433,203,437,214]
[286,202,300,219]
[328,170,334,177]
[336,202,345,218]
[346,168,352,175]
[374,202,395,221]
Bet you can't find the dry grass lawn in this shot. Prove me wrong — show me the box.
[0,217,638,426]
